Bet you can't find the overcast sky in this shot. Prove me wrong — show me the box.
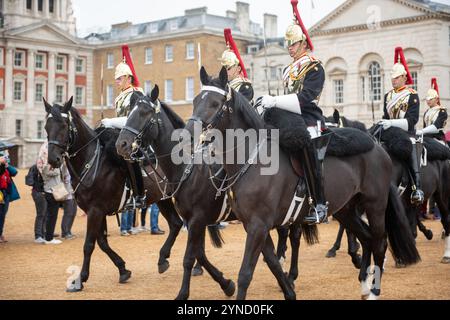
[73,0,450,37]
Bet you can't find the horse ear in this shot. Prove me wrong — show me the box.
[150,85,159,103]
[219,66,228,89]
[200,66,210,85]
[333,109,340,124]
[63,96,73,113]
[43,98,52,114]
[130,91,141,108]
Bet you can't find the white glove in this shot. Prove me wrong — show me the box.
[416,129,423,136]
[379,119,408,131]
[256,94,301,115]
[101,117,128,129]
[260,95,277,109]
[417,125,439,136]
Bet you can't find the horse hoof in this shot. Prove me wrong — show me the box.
[175,293,188,301]
[395,262,407,269]
[158,261,170,274]
[119,270,132,284]
[361,294,369,300]
[326,250,337,258]
[424,230,433,241]
[441,257,450,264]
[66,283,84,293]
[192,267,204,277]
[223,280,236,297]
[367,293,379,300]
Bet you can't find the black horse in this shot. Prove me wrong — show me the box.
[44,98,184,291]
[116,88,318,299]
[182,67,420,300]
[331,110,450,264]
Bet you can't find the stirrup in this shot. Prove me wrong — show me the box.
[410,189,425,206]
[303,203,329,225]
[125,196,146,210]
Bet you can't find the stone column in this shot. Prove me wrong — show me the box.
[5,48,14,108]
[48,52,56,103]
[68,54,76,100]
[33,0,39,16]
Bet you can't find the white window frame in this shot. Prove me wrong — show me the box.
[13,80,25,102]
[334,79,344,105]
[150,23,158,33]
[145,48,153,65]
[170,20,178,31]
[186,43,195,60]
[35,53,46,70]
[411,71,418,92]
[247,45,259,54]
[15,119,23,137]
[55,83,66,103]
[165,79,173,102]
[185,77,194,101]
[35,82,46,102]
[76,58,85,73]
[106,85,114,106]
[14,50,25,68]
[368,61,382,102]
[37,120,44,139]
[56,55,66,72]
[165,45,173,62]
[107,53,114,69]
[75,86,85,105]
[0,48,4,66]
[360,76,366,102]
[144,81,152,94]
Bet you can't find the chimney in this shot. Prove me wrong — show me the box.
[236,2,250,34]
[111,21,132,31]
[226,10,236,19]
[264,14,278,39]
[185,7,208,16]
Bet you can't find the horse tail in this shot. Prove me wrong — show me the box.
[385,184,421,265]
[207,225,225,249]
[302,224,319,246]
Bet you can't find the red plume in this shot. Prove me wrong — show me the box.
[224,28,248,79]
[394,47,413,85]
[431,78,439,95]
[122,45,140,87]
[291,0,314,51]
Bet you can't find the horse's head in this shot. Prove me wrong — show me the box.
[116,86,161,159]
[324,109,341,128]
[187,66,232,135]
[44,97,74,168]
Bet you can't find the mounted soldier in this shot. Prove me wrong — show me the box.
[378,47,424,206]
[255,0,328,225]
[417,78,448,145]
[102,45,146,210]
[220,28,254,103]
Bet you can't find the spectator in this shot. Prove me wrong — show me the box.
[120,209,136,236]
[61,169,77,240]
[37,140,63,245]
[150,203,165,235]
[137,207,152,233]
[0,151,20,243]
[26,165,47,244]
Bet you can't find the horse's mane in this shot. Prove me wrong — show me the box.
[159,101,186,129]
[209,77,265,130]
[341,117,367,132]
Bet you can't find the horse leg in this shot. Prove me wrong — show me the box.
[236,221,270,300]
[286,223,302,286]
[261,233,296,300]
[192,260,204,277]
[326,223,345,258]
[276,226,289,263]
[346,230,362,269]
[156,200,183,274]
[436,196,450,263]
[78,212,103,289]
[96,216,131,284]
[417,220,434,240]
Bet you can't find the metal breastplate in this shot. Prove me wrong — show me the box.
[284,61,321,105]
[386,90,411,119]
[424,106,446,128]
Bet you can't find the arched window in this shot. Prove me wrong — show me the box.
[368,62,382,102]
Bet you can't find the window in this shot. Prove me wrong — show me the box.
[186,77,194,101]
[106,85,114,106]
[270,67,278,80]
[107,53,114,69]
[144,81,152,94]
[56,56,65,72]
[165,80,173,102]
[411,71,418,91]
[35,83,44,102]
[35,54,44,69]
[13,81,23,101]
[26,0,32,10]
[15,120,22,137]
[38,0,43,11]
[170,20,178,31]
[186,43,195,60]
[14,51,24,67]
[56,85,64,103]
[75,87,84,105]
[76,58,84,73]
[37,121,44,139]
[145,48,153,64]
[247,45,259,54]
[368,62,382,102]
[150,23,158,33]
[49,0,54,13]
[334,79,344,104]
[165,45,173,62]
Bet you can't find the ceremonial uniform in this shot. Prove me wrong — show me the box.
[115,86,144,117]
[419,79,448,142]
[383,86,420,134]
[229,77,254,102]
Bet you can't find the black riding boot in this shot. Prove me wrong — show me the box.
[125,162,146,210]
[302,135,330,225]
[410,142,424,206]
